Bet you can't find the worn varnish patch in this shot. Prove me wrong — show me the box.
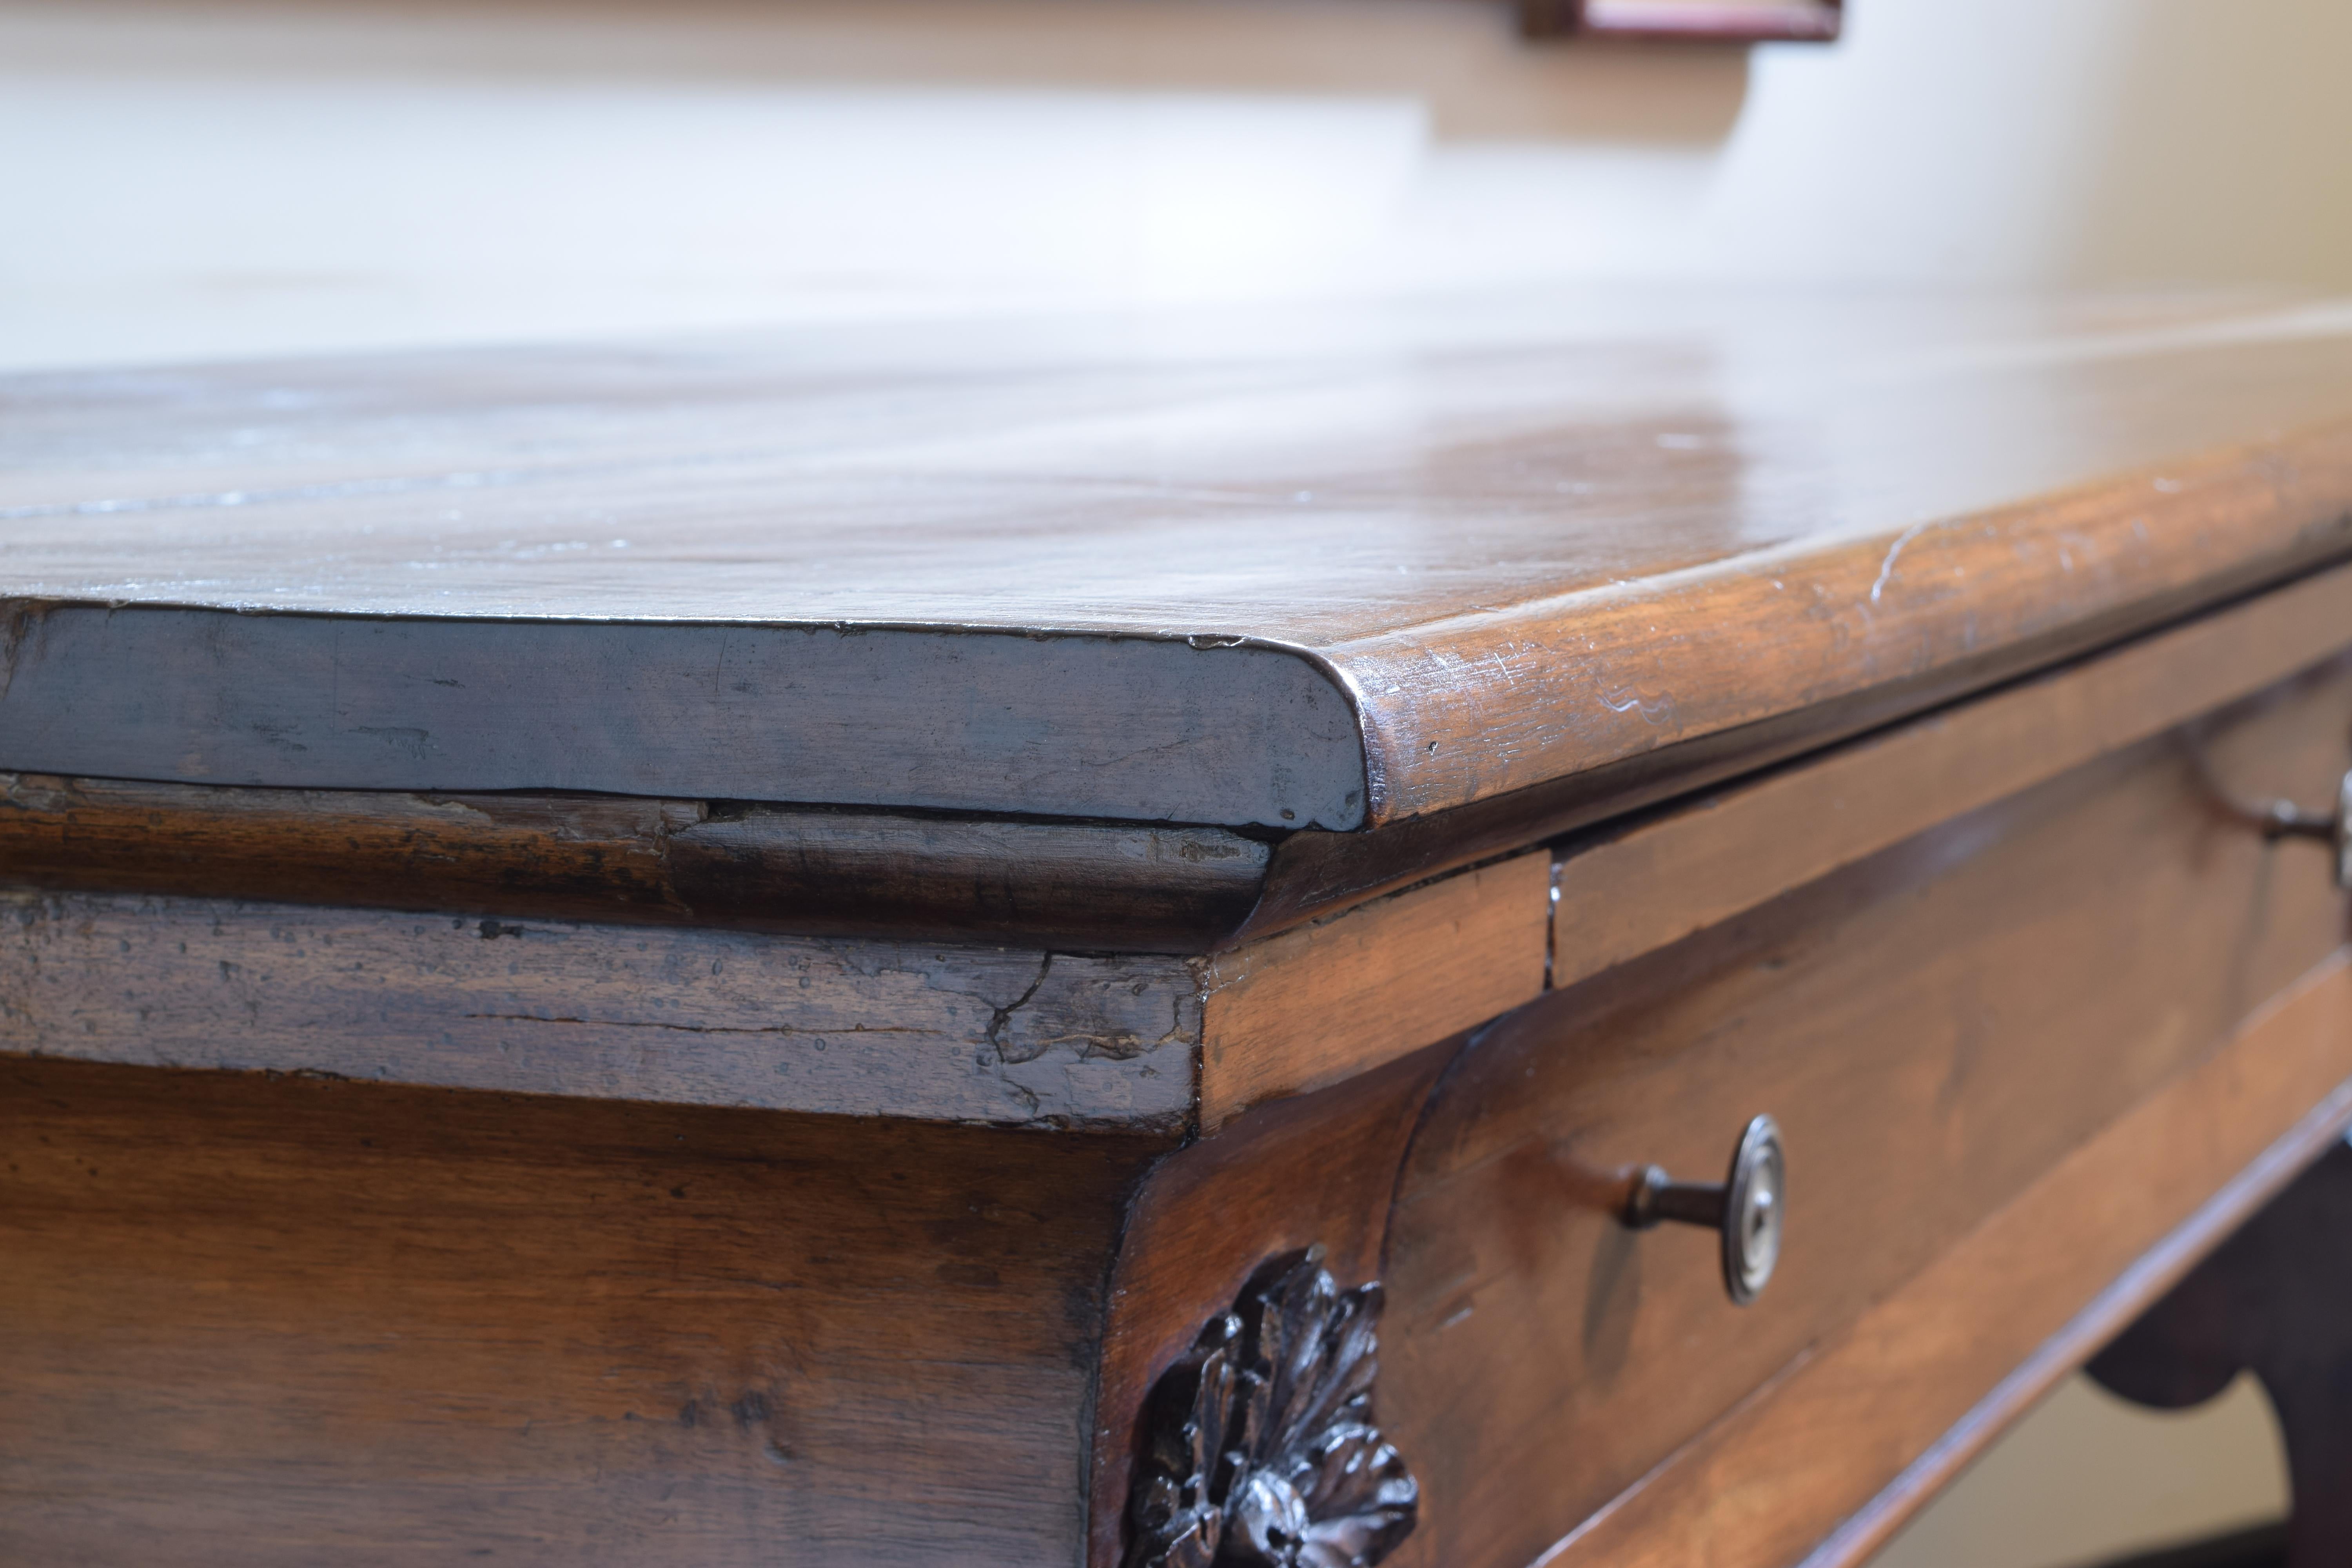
[0,840,1561,1127]
[0,889,1200,1128]
[0,772,1274,951]
[0,608,1367,830]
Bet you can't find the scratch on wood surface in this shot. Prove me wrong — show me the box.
[1868,518,1939,605]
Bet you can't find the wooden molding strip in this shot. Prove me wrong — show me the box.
[1196,851,1550,1130]
[1554,562,2352,991]
[1350,416,2352,825]
[1534,947,2352,1568]
[20,539,2342,1125]
[0,850,1551,1126]
[0,775,1270,953]
[10,564,2351,960]
[0,887,1203,1129]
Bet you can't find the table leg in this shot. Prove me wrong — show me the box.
[2087,1142,2352,1566]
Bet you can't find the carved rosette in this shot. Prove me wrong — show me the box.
[1124,1247,1419,1568]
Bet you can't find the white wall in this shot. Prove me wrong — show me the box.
[5,0,2350,371]
[1874,1374,2289,1568]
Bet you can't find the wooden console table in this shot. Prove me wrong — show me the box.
[5,291,2352,1567]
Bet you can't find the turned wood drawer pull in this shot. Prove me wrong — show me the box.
[1622,1115,1786,1306]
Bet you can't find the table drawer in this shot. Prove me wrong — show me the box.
[1375,657,2352,1568]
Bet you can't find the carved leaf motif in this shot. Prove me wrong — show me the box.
[1125,1248,1419,1568]
[1127,1312,1243,1568]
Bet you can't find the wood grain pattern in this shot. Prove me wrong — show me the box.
[16,288,2352,1566]
[1195,851,1549,1128]
[1553,563,2352,991]
[0,773,1269,951]
[8,294,2352,827]
[1341,415,2352,826]
[1573,953,2352,1568]
[0,889,1202,1128]
[1237,552,2352,949]
[0,840,1552,1126]
[1089,1042,1461,1568]
[0,1056,1171,1567]
[1374,655,2352,1568]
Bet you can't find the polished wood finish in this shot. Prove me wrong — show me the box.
[13,291,2352,1568]
[1195,851,1548,1127]
[0,1056,1171,1567]
[1553,564,2352,991]
[1577,954,2352,1568]
[2090,1143,2352,1568]
[1374,655,2352,1568]
[7,296,2352,834]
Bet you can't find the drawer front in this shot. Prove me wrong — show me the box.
[1376,658,2352,1568]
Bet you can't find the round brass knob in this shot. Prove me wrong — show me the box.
[1622,1114,1786,1306]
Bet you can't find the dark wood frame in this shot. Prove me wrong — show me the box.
[1520,0,1842,42]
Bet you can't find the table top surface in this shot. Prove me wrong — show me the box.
[8,288,2352,829]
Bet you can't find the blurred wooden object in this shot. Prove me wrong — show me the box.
[4,290,2352,1566]
[1517,0,1841,42]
